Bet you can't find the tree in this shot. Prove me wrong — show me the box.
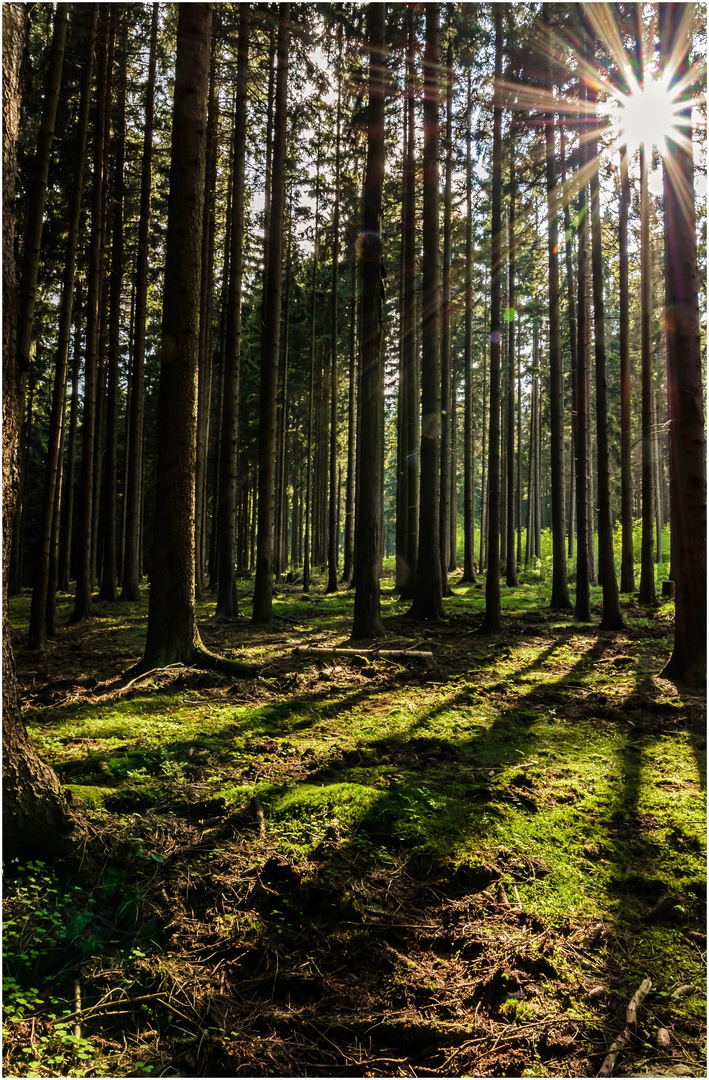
[408,1,444,623]
[573,48,591,623]
[352,1,386,640]
[253,2,290,625]
[28,5,97,649]
[659,3,706,684]
[326,28,343,596]
[398,5,420,600]
[99,14,128,603]
[216,3,250,618]
[3,2,85,859]
[543,7,571,611]
[121,3,159,602]
[140,4,251,676]
[588,29,624,632]
[70,6,112,623]
[461,65,476,586]
[479,6,503,634]
[637,135,657,605]
[618,141,635,593]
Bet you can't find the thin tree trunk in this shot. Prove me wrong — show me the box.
[399,7,420,599]
[462,70,476,584]
[99,15,128,603]
[544,8,571,610]
[303,133,321,594]
[506,152,517,587]
[352,2,386,639]
[588,56,624,630]
[638,142,656,604]
[121,4,158,601]
[618,143,635,592]
[28,6,96,647]
[71,7,111,622]
[342,243,357,586]
[408,1,443,623]
[326,33,343,594]
[216,4,249,617]
[480,7,503,632]
[573,57,591,621]
[253,3,289,624]
[439,33,453,596]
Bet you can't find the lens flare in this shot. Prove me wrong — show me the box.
[615,75,683,155]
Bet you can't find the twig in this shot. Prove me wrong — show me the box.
[119,664,184,693]
[598,977,652,1077]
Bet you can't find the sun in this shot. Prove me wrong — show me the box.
[615,74,683,155]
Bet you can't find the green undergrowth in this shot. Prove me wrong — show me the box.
[5,555,705,1077]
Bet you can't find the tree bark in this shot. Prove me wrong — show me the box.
[408,2,444,623]
[462,68,476,585]
[326,31,343,595]
[253,3,289,624]
[352,1,386,639]
[28,5,97,648]
[121,3,158,601]
[216,3,249,617]
[480,7,503,633]
[98,14,128,603]
[398,6,420,599]
[439,33,453,596]
[3,3,85,860]
[618,142,635,593]
[659,3,706,684]
[506,151,518,587]
[140,3,252,677]
[544,8,571,611]
[71,6,111,623]
[588,53,624,631]
[638,142,657,604]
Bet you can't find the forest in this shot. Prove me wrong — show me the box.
[2,2,706,1077]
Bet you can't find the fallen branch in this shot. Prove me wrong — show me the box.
[598,977,652,1077]
[293,646,433,662]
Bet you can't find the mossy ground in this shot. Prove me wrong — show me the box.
[4,559,706,1078]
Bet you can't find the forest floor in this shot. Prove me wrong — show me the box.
[4,567,706,1079]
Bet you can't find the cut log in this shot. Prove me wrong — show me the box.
[293,646,433,662]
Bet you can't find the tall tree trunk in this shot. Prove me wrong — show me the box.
[59,289,82,591]
[121,4,157,601]
[574,62,591,621]
[99,15,128,603]
[480,7,503,632]
[28,5,96,648]
[544,7,570,610]
[303,133,321,594]
[506,151,517,587]
[588,50,624,630]
[659,2,706,684]
[140,3,252,675]
[399,6,419,599]
[253,3,289,624]
[462,69,476,584]
[618,143,635,592]
[408,2,443,622]
[326,32,343,595]
[216,3,249,617]
[449,356,458,571]
[342,243,357,586]
[71,7,111,622]
[17,2,67,428]
[638,142,656,604]
[3,2,85,860]
[352,1,386,639]
[439,33,453,596]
